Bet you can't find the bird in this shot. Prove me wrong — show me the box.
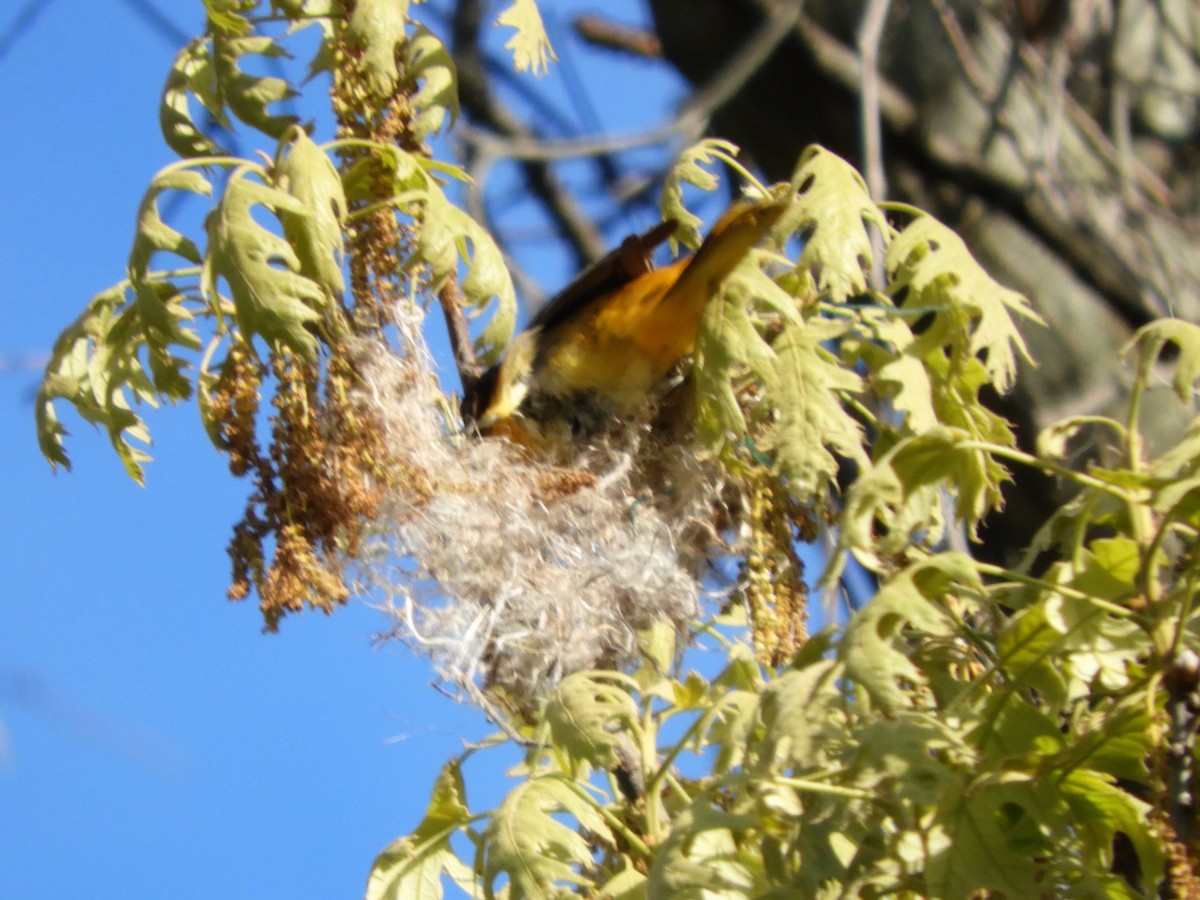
[462,193,789,448]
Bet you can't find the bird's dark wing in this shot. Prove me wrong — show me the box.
[527,219,678,335]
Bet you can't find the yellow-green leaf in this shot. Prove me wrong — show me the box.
[346,0,411,96]
[480,777,608,899]
[1122,317,1200,402]
[496,0,557,76]
[544,672,637,770]
[212,33,298,138]
[367,758,476,900]
[160,37,227,158]
[275,129,346,303]
[203,171,326,359]
[790,145,886,303]
[406,25,459,140]
[888,214,1042,392]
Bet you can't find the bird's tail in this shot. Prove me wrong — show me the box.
[667,192,790,301]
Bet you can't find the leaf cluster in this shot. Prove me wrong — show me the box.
[36,1,514,626]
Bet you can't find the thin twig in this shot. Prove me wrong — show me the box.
[459,0,805,164]
[437,273,480,390]
[858,0,892,204]
[452,0,606,266]
[572,13,661,58]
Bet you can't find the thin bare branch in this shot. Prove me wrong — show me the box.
[573,13,662,58]
[857,0,892,204]
[452,0,606,266]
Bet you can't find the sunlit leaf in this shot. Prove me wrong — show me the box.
[495,0,557,76]
[406,25,459,140]
[129,168,211,279]
[1122,317,1200,402]
[544,672,637,770]
[646,802,767,899]
[762,316,866,500]
[789,145,886,303]
[661,139,742,248]
[480,777,609,899]
[840,556,971,713]
[160,37,227,158]
[212,33,299,138]
[346,0,411,96]
[202,170,326,359]
[275,129,346,303]
[888,214,1042,392]
[413,192,516,361]
[367,758,476,900]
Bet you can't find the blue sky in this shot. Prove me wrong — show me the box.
[0,2,699,896]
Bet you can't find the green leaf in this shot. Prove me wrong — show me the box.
[840,556,973,713]
[275,129,346,303]
[697,688,760,775]
[693,263,782,442]
[202,170,326,359]
[757,661,844,769]
[761,316,867,500]
[926,776,1051,898]
[495,0,557,76]
[888,214,1042,392]
[479,777,609,899]
[406,25,459,140]
[129,168,211,279]
[1061,769,1164,894]
[1037,415,1127,460]
[204,0,253,36]
[543,672,637,770]
[413,192,516,361]
[850,713,968,806]
[212,33,299,138]
[37,286,155,481]
[366,758,477,900]
[661,139,742,248]
[646,802,767,900]
[789,145,886,303]
[996,604,1070,709]
[1122,317,1200,402]
[594,859,647,900]
[160,37,227,158]
[346,0,411,96]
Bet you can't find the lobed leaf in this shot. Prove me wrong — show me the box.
[761,316,867,501]
[413,191,516,362]
[479,777,609,899]
[646,803,767,899]
[129,168,211,279]
[790,145,886,303]
[495,0,557,76]
[1122,317,1200,402]
[840,555,972,713]
[406,25,459,141]
[692,263,781,442]
[160,37,227,158]
[927,776,1051,898]
[661,139,742,248]
[367,758,477,900]
[212,33,299,139]
[543,672,637,771]
[346,0,411,97]
[275,129,347,303]
[202,170,326,359]
[888,214,1042,393]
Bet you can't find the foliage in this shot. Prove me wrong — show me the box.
[37,1,1200,897]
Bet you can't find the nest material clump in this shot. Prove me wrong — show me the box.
[351,321,718,702]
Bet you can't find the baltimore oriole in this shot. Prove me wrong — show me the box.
[462,194,789,447]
